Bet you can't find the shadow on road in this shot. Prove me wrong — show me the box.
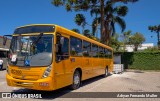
[0,68,6,71]
[11,74,112,99]
[81,73,112,87]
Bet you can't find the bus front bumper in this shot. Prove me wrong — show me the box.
[6,73,54,91]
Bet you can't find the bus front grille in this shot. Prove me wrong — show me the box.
[14,82,33,88]
[12,75,39,81]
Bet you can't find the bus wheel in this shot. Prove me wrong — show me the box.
[70,70,81,90]
[103,67,108,77]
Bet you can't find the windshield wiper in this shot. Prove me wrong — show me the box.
[32,33,44,47]
[24,33,44,66]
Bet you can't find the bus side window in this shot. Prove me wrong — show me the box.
[83,41,91,57]
[70,36,82,56]
[108,50,112,59]
[61,37,69,59]
[98,46,104,58]
[104,48,112,59]
[56,35,69,61]
[105,48,108,58]
[92,44,98,58]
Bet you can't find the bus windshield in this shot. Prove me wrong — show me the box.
[8,34,53,67]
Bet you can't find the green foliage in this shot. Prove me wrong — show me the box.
[109,33,122,51]
[143,46,160,52]
[51,0,138,44]
[116,6,128,16]
[129,32,145,51]
[91,1,129,38]
[52,0,99,12]
[75,14,86,26]
[148,25,160,32]
[148,25,160,49]
[121,30,131,51]
[74,13,86,33]
[121,52,160,70]
[83,29,90,35]
[71,28,80,33]
[82,29,100,41]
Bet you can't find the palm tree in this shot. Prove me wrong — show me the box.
[122,30,132,51]
[74,14,86,34]
[148,25,160,49]
[109,33,122,51]
[71,28,80,33]
[91,1,128,45]
[51,0,138,44]
[90,7,101,37]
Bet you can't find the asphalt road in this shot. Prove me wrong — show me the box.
[0,69,160,101]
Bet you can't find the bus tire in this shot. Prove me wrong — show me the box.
[103,67,108,77]
[70,70,81,90]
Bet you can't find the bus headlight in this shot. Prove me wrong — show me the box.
[42,65,52,78]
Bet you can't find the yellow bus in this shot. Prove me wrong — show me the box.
[5,24,113,91]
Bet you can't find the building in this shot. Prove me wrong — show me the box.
[0,36,11,48]
[124,43,154,52]
[0,36,11,58]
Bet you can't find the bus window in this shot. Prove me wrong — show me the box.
[104,48,108,58]
[56,36,69,61]
[104,48,112,59]
[83,41,91,57]
[98,46,104,58]
[61,37,69,59]
[108,50,112,59]
[70,36,82,56]
[92,44,98,58]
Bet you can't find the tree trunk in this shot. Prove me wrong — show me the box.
[157,32,160,50]
[134,45,138,51]
[100,0,105,44]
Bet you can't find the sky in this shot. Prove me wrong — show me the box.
[0,0,160,46]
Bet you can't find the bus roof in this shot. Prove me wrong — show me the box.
[16,24,55,29]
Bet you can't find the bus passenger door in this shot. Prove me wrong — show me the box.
[54,34,72,89]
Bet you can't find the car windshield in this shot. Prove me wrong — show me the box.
[8,34,53,67]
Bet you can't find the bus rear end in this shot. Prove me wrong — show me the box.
[6,25,55,91]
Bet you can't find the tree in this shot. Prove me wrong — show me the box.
[83,29,98,40]
[91,1,129,44]
[148,25,160,49]
[71,28,80,33]
[129,32,145,51]
[109,33,122,51]
[74,14,86,34]
[122,30,132,51]
[51,0,138,44]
